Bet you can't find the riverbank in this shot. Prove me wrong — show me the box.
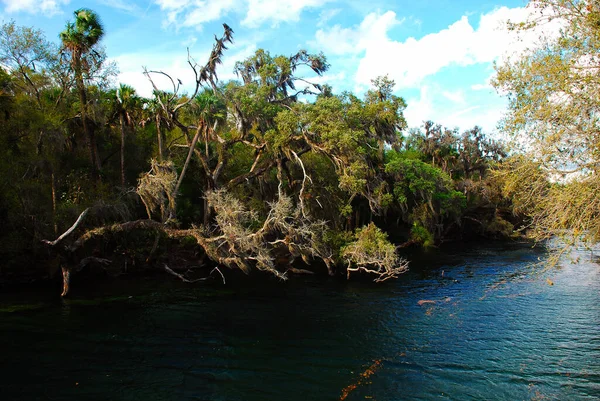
[0,238,531,295]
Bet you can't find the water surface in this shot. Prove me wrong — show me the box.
[1,242,599,400]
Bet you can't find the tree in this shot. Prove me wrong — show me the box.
[60,8,105,177]
[142,90,173,163]
[113,84,140,187]
[0,21,62,108]
[137,28,411,282]
[343,223,408,282]
[493,0,600,244]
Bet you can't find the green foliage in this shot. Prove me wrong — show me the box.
[342,223,408,282]
[485,215,515,238]
[410,223,434,248]
[60,9,104,54]
[385,150,467,225]
[493,0,600,244]
[0,14,516,284]
[346,223,394,254]
[323,229,354,261]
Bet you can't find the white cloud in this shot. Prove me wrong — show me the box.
[311,5,567,131]
[404,84,505,132]
[444,105,505,133]
[317,8,341,27]
[441,90,465,105]
[97,0,138,12]
[471,83,491,91]
[314,6,559,89]
[154,0,331,29]
[1,0,69,16]
[155,0,240,29]
[404,85,434,128]
[181,35,197,48]
[113,52,194,98]
[314,11,402,56]
[243,0,332,27]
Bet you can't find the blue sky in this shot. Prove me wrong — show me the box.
[0,0,537,132]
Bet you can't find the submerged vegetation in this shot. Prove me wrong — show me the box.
[2,1,596,295]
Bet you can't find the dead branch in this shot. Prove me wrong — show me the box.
[42,208,89,247]
[163,264,207,283]
[137,160,177,221]
[291,149,312,218]
[173,123,204,198]
[211,266,226,284]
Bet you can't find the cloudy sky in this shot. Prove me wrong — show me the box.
[0,0,541,132]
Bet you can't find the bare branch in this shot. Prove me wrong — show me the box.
[163,264,207,283]
[42,208,89,247]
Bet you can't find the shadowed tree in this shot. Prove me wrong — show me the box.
[60,8,104,177]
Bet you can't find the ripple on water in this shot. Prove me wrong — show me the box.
[0,244,599,400]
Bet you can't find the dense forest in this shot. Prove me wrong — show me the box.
[2,0,597,295]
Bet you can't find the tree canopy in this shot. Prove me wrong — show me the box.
[493,0,600,244]
[0,14,514,295]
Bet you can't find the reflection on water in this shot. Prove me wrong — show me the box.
[1,242,599,400]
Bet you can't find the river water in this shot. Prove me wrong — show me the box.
[1,242,599,400]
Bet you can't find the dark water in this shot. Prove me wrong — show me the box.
[1,243,599,401]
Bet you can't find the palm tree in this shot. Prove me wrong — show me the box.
[144,91,171,162]
[173,91,223,199]
[60,8,104,177]
[189,90,226,160]
[186,90,227,224]
[115,84,139,187]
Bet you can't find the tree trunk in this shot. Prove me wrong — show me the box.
[51,171,57,236]
[61,266,71,297]
[156,114,164,162]
[203,179,214,226]
[120,112,126,188]
[170,123,205,220]
[74,52,100,178]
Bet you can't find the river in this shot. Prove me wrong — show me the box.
[1,242,599,400]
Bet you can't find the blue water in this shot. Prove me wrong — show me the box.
[1,242,599,400]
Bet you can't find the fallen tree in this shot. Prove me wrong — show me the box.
[43,190,408,296]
